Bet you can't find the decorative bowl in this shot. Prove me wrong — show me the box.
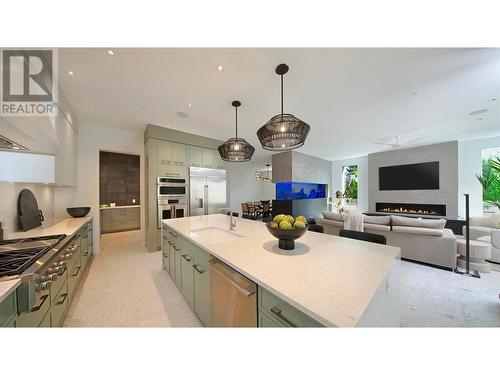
[67,207,91,218]
[265,222,308,250]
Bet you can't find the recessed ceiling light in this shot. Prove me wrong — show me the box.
[67,70,76,77]
[107,50,115,56]
[188,103,192,108]
[81,105,88,110]
[216,65,224,73]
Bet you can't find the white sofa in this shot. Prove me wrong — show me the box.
[465,213,500,265]
[317,213,457,269]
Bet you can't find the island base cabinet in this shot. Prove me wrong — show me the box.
[51,283,69,327]
[258,311,281,327]
[0,290,17,327]
[162,235,170,273]
[258,286,323,327]
[193,257,211,326]
[39,310,51,327]
[16,293,50,327]
[181,250,195,310]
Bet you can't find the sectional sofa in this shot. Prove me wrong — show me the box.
[317,212,457,269]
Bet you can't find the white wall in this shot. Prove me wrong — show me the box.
[331,156,368,213]
[0,182,55,238]
[458,136,500,217]
[227,160,275,215]
[75,122,145,252]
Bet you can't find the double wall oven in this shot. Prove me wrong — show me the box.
[157,177,187,228]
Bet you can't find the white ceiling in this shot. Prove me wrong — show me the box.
[58,48,500,163]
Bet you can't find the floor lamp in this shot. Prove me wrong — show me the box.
[454,194,480,278]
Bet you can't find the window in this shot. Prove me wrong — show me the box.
[342,165,358,201]
[480,147,500,213]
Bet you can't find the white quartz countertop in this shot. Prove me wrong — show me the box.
[162,214,401,327]
[0,278,21,304]
[7,217,92,240]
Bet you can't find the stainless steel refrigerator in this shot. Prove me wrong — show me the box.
[189,167,227,216]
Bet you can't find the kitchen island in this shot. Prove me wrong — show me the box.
[162,214,401,327]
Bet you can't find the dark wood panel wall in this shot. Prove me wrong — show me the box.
[99,151,140,206]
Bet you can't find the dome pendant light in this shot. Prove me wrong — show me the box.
[257,63,310,151]
[218,100,255,162]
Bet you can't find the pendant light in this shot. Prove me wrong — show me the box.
[218,100,255,162]
[257,63,310,151]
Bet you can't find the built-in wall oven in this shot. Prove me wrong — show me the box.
[157,177,187,228]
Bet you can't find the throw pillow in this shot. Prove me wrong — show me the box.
[481,213,500,229]
[363,215,391,225]
[390,215,446,229]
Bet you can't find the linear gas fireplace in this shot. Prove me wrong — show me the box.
[376,202,447,217]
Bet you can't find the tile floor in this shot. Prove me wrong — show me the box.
[64,230,500,327]
[63,230,201,327]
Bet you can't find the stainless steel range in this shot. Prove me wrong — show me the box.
[0,234,79,313]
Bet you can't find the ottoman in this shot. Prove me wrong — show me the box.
[477,230,500,264]
[456,239,491,273]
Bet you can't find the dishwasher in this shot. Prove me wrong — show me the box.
[210,260,257,327]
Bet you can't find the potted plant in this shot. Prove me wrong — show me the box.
[476,156,500,212]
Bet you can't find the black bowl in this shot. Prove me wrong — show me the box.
[67,207,91,218]
[265,222,308,250]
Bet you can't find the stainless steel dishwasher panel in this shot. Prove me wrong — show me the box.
[210,260,257,327]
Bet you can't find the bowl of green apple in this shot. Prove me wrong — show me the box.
[265,214,308,250]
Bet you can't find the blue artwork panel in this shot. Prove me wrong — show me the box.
[276,182,327,200]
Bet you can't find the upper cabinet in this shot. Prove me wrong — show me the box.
[54,112,78,186]
[188,145,203,167]
[201,148,215,169]
[157,141,187,166]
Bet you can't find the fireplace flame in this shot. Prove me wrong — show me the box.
[379,207,440,215]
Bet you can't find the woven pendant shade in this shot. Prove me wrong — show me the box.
[257,63,310,151]
[218,101,255,162]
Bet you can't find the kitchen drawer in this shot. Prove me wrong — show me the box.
[180,246,195,309]
[258,286,323,327]
[157,164,186,178]
[162,235,170,273]
[39,310,51,327]
[68,258,83,302]
[16,293,50,327]
[0,290,17,327]
[50,265,68,304]
[51,283,69,327]
[189,241,213,263]
[258,310,281,327]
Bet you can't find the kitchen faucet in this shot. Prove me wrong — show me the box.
[228,210,236,231]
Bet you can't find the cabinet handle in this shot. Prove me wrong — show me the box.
[193,264,204,274]
[270,307,297,327]
[164,253,168,258]
[182,254,192,262]
[56,293,68,306]
[173,245,180,251]
[170,232,178,238]
[168,240,173,245]
[31,294,48,312]
[82,252,88,256]
[71,266,81,277]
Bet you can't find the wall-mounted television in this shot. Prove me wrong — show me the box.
[379,161,439,191]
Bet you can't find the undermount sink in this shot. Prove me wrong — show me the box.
[190,227,245,244]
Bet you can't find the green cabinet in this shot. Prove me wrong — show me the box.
[173,239,182,290]
[0,290,17,327]
[257,286,323,327]
[201,148,215,168]
[157,140,187,165]
[180,241,195,309]
[162,234,170,273]
[191,245,212,327]
[68,257,83,303]
[51,283,69,327]
[188,145,203,167]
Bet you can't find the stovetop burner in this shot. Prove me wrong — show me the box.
[0,234,67,252]
[0,246,52,277]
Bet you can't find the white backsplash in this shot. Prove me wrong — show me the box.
[0,182,56,238]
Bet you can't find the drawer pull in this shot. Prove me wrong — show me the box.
[182,254,192,262]
[82,252,88,256]
[163,253,168,258]
[270,307,297,327]
[72,266,82,277]
[57,293,68,305]
[193,264,204,274]
[173,245,180,251]
[31,295,48,312]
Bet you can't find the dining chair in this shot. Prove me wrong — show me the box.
[339,229,387,245]
[308,224,324,233]
[241,203,248,219]
[246,203,257,220]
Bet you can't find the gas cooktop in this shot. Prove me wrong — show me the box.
[0,246,52,277]
[0,234,67,277]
